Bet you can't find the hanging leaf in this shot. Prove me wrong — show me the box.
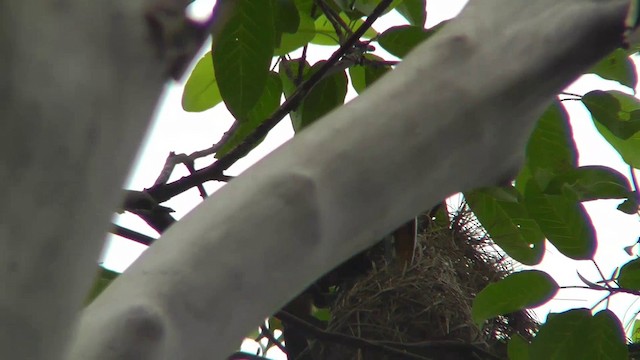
[619,258,640,289]
[295,0,318,18]
[275,0,300,34]
[530,309,627,360]
[352,0,403,15]
[465,186,544,265]
[543,166,635,204]
[182,52,223,112]
[377,25,436,58]
[583,90,640,167]
[311,14,378,46]
[524,180,596,260]
[275,11,316,55]
[618,196,640,214]
[507,334,530,360]
[583,90,640,140]
[515,102,577,194]
[590,49,637,89]
[297,65,348,131]
[472,270,558,326]
[212,0,276,121]
[525,102,578,175]
[348,54,391,94]
[215,72,283,158]
[85,266,120,305]
[395,0,427,27]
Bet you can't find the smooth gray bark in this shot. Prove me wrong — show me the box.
[0,1,164,359]
[0,0,632,360]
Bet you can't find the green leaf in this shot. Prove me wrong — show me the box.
[311,14,378,45]
[508,334,530,360]
[348,54,391,94]
[632,319,640,343]
[275,10,316,55]
[472,270,558,326]
[514,164,532,196]
[216,72,283,158]
[465,186,544,265]
[312,307,332,322]
[295,0,316,17]
[212,0,276,121]
[618,197,640,214]
[524,180,596,260]
[590,49,637,89]
[182,52,223,112]
[395,0,426,27]
[377,25,435,58]
[293,61,348,131]
[525,102,578,175]
[619,258,640,289]
[353,0,403,15]
[531,309,627,360]
[583,90,640,167]
[544,165,635,202]
[85,266,120,305]
[275,0,300,34]
[583,90,640,140]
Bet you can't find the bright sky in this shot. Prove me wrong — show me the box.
[100,0,640,357]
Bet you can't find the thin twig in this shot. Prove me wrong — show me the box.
[111,224,157,246]
[276,311,433,360]
[259,325,287,354]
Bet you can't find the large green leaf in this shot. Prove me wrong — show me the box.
[395,0,426,27]
[85,266,120,305]
[181,52,222,112]
[275,10,316,55]
[352,0,403,15]
[311,14,378,45]
[583,90,640,140]
[515,102,577,197]
[292,61,348,132]
[508,334,530,360]
[472,270,558,326]
[583,90,640,167]
[465,186,544,265]
[590,49,637,89]
[348,54,391,94]
[275,0,300,34]
[377,25,435,58]
[216,72,283,158]
[212,0,276,121]
[544,166,635,203]
[526,102,578,175]
[618,258,640,289]
[524,180,596,260]
[530,309,627,360]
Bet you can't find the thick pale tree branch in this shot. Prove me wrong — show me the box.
[63,1,630,359]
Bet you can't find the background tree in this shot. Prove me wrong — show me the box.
[2,0,639,359]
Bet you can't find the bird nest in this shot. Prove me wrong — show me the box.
[309,204,538,360]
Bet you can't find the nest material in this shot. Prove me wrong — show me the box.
[309,204,538,360]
